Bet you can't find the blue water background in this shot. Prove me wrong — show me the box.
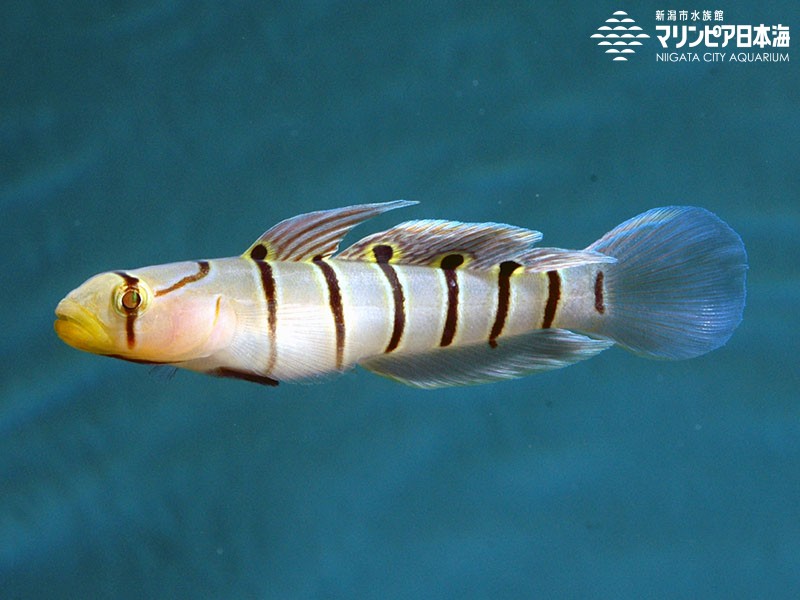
[2,1,798,598]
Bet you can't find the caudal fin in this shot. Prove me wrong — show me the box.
[587,206,747,360]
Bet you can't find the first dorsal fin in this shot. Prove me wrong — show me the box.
[337,219,542,269]
[244,200,417,261]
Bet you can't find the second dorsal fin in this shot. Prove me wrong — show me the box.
[243,200,417,261]
[519,247,616,272]
[337,219,542,269]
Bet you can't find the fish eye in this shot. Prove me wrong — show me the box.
[121,289,141,310]
[113,283,148,315]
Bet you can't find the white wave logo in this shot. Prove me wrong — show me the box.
[592,10,651,61]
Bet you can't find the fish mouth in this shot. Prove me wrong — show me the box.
[54,298,112,353]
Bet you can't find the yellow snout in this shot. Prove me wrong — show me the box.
[54,297,113,354]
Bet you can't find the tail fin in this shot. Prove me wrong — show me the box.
[587,206,747,360]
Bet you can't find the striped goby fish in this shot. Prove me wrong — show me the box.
[54,201,747,388]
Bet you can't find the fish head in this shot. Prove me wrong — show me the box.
[54,262,235,363]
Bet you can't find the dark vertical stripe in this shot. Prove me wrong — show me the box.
[249,244,268,260]
[541,270,561,329]
[373,245,405,353]
[439,254,464,347]
[594,270,605,314]
[114,271,140,349]
[313,256,345,369]
[488,261,521,348]
[155,261,210,296]
[253,260,278,373]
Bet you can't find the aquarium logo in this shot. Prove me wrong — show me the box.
[592,9,791,64]
[654,10,791,64]
[591,10,651,61]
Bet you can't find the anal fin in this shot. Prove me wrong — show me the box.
[359,329,613,388]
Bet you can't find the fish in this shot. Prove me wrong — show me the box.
[54,201,747,388]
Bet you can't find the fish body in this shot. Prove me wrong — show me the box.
[55,201,747,388]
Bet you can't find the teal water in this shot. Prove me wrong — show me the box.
[2,2,798,598]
